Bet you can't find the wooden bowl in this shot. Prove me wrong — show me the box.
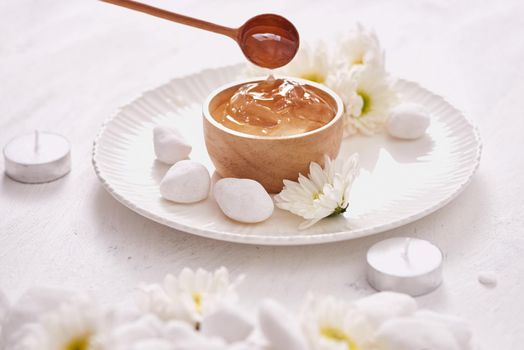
[203,77,344,193]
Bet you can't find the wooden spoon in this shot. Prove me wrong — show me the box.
[101,0,300,69]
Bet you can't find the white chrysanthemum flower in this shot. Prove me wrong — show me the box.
[336,23,385,71]
[275,154,359,229]
[282,41,332,84]
[11,295,109,350]
[329,66,398,135]
[300,295,376,350]
[138,267,243,327]
[246,41,333,84]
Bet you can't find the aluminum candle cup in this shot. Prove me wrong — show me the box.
[366,237,443,296]
[3,131,71,184]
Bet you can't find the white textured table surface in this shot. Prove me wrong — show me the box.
[1,0,523,347]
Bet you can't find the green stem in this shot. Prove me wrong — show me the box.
[328,204,349,217]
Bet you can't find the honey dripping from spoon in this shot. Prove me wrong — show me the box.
[100,0,300,69]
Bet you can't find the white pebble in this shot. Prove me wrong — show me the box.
[478,270,497,286]
[159,160,210,203]
[201,304,253,344]
[214,178,274,223]
[153,125,192,164]
[377,318,461,350]
[386,103,430,140]
[414,310,473,348]
[354,292,417,328]
[258,299,308,350]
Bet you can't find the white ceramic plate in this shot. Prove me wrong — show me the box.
[93,65,481,245]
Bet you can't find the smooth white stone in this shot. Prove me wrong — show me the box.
[153,125,192,164]
[478,270,498,286]
[377,318,461,350]
[159,160,210,203]
[386,103,430,140]
[165,321,225,347]
[111,315,226,349]
[354,292,417,328]
[414,310,473,349]
[214,178,274,223]
[201,304,253,344]
[258,299,308,350]
[229,342,264,350]
[111,314,167,343]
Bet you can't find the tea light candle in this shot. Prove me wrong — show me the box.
[3,131,71,183]
[366,237,443,296]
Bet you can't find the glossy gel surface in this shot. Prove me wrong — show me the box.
[211,77,336,136]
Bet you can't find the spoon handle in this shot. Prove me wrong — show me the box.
[101,0,237,39]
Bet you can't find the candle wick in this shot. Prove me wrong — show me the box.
[34,130,40,153]
[402,238,411,263]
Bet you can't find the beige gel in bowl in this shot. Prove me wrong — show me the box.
[203,77,344,193]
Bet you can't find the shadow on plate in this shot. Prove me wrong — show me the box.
[342,133,435,172]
